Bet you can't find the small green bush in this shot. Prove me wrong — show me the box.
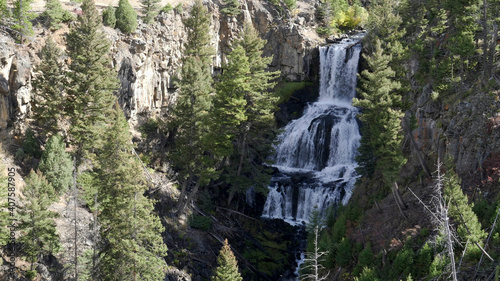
[26,270,37,280]
[189,215,212,231]
[102,5,116,28]
[139,118,159,137]
[162,3,173,13]
[275,81,313,104]
[115,0,137,33]
[173,3,183,13]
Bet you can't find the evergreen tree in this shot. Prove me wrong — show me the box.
[39,134,73,195]
[0,0,9,19]
[141,0,160,24]
[66,0,118,157]
[353,39,406,186]
[212,239,243,281]
[96,108,168,280]
[32,37,66,135]
[65,0,118,278]
[115,0,137,33]
[43,0,72,29]
[171,0,216,215]
[444,169,487,250]
[22,128,42,159]
[220,0,240,16]
[102,5,116,27]
[224,24,279,204]
[17,170,61,271]
[12,0,35,41]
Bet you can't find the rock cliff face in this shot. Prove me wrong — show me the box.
[0,0,322,129]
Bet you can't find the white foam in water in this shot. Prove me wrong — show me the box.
[262,38,362,224]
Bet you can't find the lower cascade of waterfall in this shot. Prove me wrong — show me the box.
[259,35,363,278]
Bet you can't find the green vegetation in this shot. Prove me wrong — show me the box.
[353,39,406,186]
[102,5,116,28]
[39,134,73,194]
[189,214,213,230]
[12,0,35,41]
[221,0,240,16]
[22,128,42,159]
[274,81,313,104]
[162,3,173,13]
[43,0,74,29]
[32,38,66,135]
[315,0,368,37]
[115,0,137,33]
[212,239,243,281]
[17,170,60,271]
[141,0,161,23]
[174,3,183,13]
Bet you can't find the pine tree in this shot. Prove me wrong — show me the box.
[141,0,160,24]
[353,39,406,186]
[65,0,118,278]
[66,0,118,157]
[96,108,167,280]
[43,0,70,29]
[12,0,35,41]
[102,5,116,28]
[32,37,66,135]
[17,170,61,271]
[224,24,280,204]
[220,0,240,16]
[444,169,487,250]
[115,0,137,33]
[171,0,216,215]
[39,134,73,195]
[212,239,243,281]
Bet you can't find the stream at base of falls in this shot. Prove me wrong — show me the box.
[260,35,363,280]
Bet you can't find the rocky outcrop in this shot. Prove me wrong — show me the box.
[0,36,34,132]
[0,0,323,129]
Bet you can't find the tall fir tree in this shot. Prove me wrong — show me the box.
[353,39,406,186]
[66,0,118,158]
[171,0,216,215]
[140,0,161,24]
[32,37,66,135]
[96,108,168,281]
[17,170,61,271]
[224,24,280,204]
[39,134,73,195]
[65,0,118,277]
[212,239,243,281]
[115,0,137,33]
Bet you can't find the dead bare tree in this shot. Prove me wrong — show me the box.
[408,160,458,281]
[301,226,330,281]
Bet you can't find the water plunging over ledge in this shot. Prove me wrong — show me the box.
[261,37,362,226]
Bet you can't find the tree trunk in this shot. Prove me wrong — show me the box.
[179,181,201,215]
[228,130,248,206]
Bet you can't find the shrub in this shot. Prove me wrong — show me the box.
[173,3,183,13]
[275,81,314,104]
[115,0,137,33]
[162,3,173,13]
[189,215,212,230]
[102,5,116,28]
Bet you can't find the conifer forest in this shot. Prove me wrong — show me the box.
[0,0,499,280]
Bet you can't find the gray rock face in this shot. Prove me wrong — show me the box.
[0,0,322,129]
[0,35,33,131]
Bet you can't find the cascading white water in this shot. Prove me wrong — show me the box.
[261,37,362,225]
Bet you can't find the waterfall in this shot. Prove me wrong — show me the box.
[261,37,362,225]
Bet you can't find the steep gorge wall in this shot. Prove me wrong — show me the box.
[0,0,322,130]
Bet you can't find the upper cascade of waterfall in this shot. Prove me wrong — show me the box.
[273,39,362,172]
[318,38,362,105]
